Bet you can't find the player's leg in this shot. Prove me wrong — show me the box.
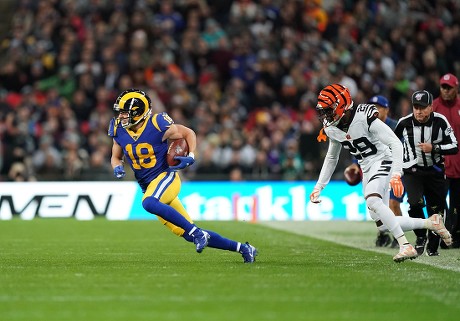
[402,171,428,254]
[150,174,257,263]
[388,191,403,248]
[142,171,209,253]
[363,161,406,244]
[367,180,419,237]
[168,198,257,263]
[449,178,460,248]
[367,196,408,245]
[168,198,237,248]
[363,160,417,262]
[423,172,449,255]
[374,170,451,253]
[376,213,452,249]
[373,182,392,247]
[389,189,403,216]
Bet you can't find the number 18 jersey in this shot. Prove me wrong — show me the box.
[108,112,174,191]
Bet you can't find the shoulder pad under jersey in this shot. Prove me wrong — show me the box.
[355,103,378,126]
[151,112,175,132]
[108,118,118,137]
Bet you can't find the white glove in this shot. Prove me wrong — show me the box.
[310,188,322,204]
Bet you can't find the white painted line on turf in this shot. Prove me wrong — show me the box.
[261,221,460,273]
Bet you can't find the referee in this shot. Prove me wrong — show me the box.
[394,90,458,256]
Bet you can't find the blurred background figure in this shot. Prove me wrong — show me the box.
[433,73,460,248]
[0,0,459,186]
[368,95,402,249]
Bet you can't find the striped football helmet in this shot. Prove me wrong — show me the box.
[316,84,353,127]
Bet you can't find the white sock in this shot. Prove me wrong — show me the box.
[188,226,197,235]
[236,242,242,252]
[367,196,404,238]
[395,235,409,246]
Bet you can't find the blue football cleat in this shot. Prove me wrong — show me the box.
[240,242,257,263]
[193,229,210,253]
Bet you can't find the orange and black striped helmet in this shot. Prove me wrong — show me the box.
[316,84,353,127]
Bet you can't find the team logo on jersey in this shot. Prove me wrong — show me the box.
[346,134,351,140]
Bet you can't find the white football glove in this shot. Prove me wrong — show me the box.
[310,188,322,204]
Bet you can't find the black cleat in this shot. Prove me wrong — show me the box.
[415,237,427,256]
[390,237,399,248]
[375,231,391,247]
[426,250,440,256]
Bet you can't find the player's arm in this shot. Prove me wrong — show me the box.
[317,139,342,188]
[163,124,197,170]
[371,120,403,176]
[111,139,126,179]
[163,124,197,155]
[111,139,124,167]
[435,118,458,155]
[371,120,404,197]
[310,138,342,203]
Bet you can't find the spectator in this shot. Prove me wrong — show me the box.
[1,0,460,184]
[0,107,35,178]
[8,162,35,182]
[201,18,227,49]
[153,0,185,37]
[229,166,244,181]
[80,150,113,181]
[280,137,303,181]
[194,144,222,180]
[32,135,63,181]
[432,73,460,248]
[36,65,77,102]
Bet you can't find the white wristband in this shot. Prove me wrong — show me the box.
[188,152,195,159]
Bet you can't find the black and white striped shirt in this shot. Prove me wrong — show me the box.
[394,112,458,169]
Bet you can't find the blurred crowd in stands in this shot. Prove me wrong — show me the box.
[0,0,459,182]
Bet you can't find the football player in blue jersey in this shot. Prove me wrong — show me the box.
[108,89,257,263]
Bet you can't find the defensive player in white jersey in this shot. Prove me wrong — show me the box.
[309,84,452,262]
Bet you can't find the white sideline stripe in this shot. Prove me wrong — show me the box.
[261,221,460,273]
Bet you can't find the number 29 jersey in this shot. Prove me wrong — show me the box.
[108,112,174,192]
[324,103,399,173]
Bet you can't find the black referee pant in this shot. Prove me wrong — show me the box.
[402,167,448,253]
[446,177,460,247]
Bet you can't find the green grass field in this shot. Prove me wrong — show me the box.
[1,219,459,321]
